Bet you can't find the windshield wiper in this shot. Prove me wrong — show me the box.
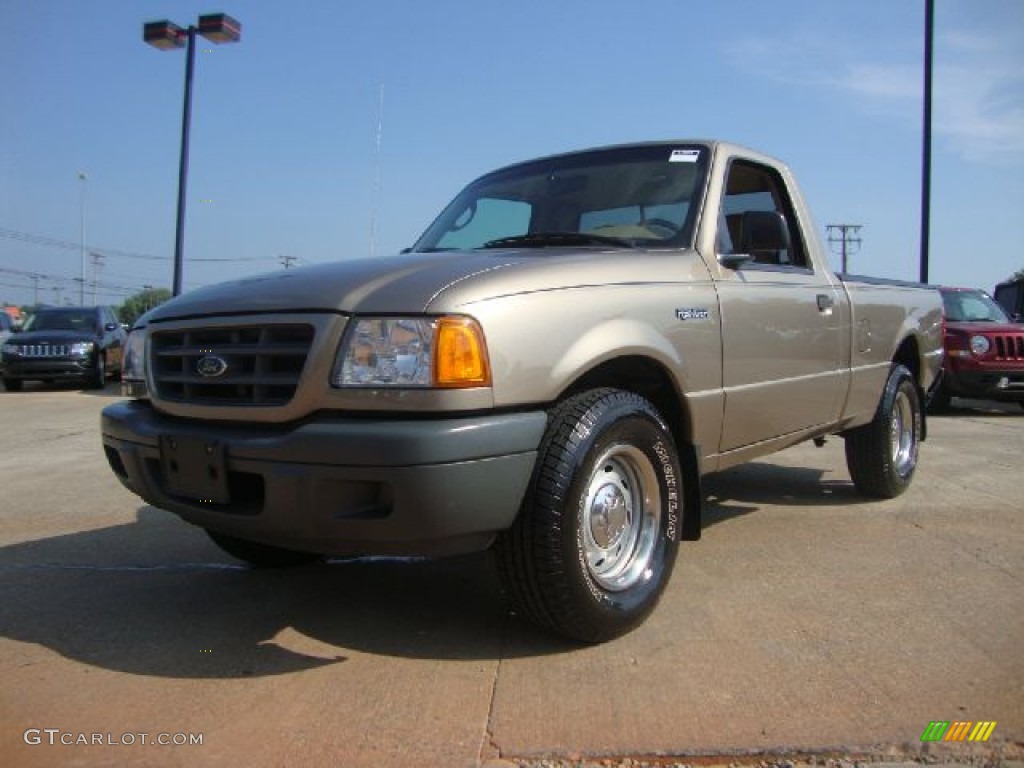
[480,232,633,250]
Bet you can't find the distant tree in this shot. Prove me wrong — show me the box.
[118,287,172,326]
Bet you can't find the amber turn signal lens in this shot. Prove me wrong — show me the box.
[434,317,491,387]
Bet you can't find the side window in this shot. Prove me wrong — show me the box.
[435,197,531,250]
[717,160,808,268]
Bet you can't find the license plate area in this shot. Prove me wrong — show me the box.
[159,435,229,504]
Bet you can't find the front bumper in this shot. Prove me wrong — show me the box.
[944,365,1024,402]
[101,401,546,557]
[2,357,93,380]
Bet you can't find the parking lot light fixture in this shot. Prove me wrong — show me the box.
[143,13,242,297]
[142,20,186,50]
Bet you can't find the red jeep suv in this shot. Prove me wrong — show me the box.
[932,286,1024,410]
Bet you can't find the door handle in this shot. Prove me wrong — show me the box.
[817,294,835,312]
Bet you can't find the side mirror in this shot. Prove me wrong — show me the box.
[718,211,791,270]
[718,252,754,269]
[104,322,119,332]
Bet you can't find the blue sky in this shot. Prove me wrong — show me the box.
[2,0,1022,308]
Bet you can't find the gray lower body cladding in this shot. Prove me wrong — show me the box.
[101,401,546,556]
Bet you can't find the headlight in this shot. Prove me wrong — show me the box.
[121,328,149,398]
[969,335,990,356]
[70,341,96,356]
[332,316,491,388]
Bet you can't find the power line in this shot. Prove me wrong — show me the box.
[0,266,153,298]
[0,226,275,263]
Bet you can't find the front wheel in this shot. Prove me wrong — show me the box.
[87,353,106,390]
[496,388,682,643]
[206,530,323,568]
[844,364,922,498]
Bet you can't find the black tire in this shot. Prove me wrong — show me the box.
[87,353,106,390]
[206,530,323,568]
[2,378,23,392]
[844,364,922,498]
[496,388,682,643]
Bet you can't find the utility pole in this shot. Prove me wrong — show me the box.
[826,224,862,274]
[369,83,384,258]
[279,255,298,269]
[78,171,87,305]
[31,274,40,306]
[90,251,104,305]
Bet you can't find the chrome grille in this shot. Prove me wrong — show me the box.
[993,334,1024,360]
[21,344,72,357]
[150,324,314,406]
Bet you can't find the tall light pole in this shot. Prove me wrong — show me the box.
[143,13,241,297]
[78,171,87,305]
[920,0,934,284]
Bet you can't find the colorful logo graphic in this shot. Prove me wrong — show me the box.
[921,721,997,742]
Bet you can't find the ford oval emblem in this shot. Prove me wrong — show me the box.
[196,355,228,378]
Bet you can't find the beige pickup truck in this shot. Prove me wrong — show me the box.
[102,140,943,642]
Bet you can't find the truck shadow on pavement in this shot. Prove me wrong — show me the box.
[704,460,866,518]
[0,462,859,679]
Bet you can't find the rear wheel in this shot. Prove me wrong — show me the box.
[845,364,921,498]
[496,388,681,643]
[206,530,323,568]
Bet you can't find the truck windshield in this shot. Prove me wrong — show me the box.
[941,289,1010,323]
[412,145,709,252]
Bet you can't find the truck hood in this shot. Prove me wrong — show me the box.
[945,320,1024,334]
[144,247,701,322]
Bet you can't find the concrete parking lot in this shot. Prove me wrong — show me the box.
[1,383,1021,767]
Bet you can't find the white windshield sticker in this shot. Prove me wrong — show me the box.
[669,149,700,163]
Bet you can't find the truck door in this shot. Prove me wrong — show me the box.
[713,159,845,452]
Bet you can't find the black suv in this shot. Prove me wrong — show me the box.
[994,277,1023,322]
[1,306,126,392]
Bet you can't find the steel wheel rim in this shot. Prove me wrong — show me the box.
[890,388,916,476]
[581,444,661,592]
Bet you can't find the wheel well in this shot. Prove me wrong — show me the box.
[558,355,702,541]
[560,356,690,453]
[893,336,921,384]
